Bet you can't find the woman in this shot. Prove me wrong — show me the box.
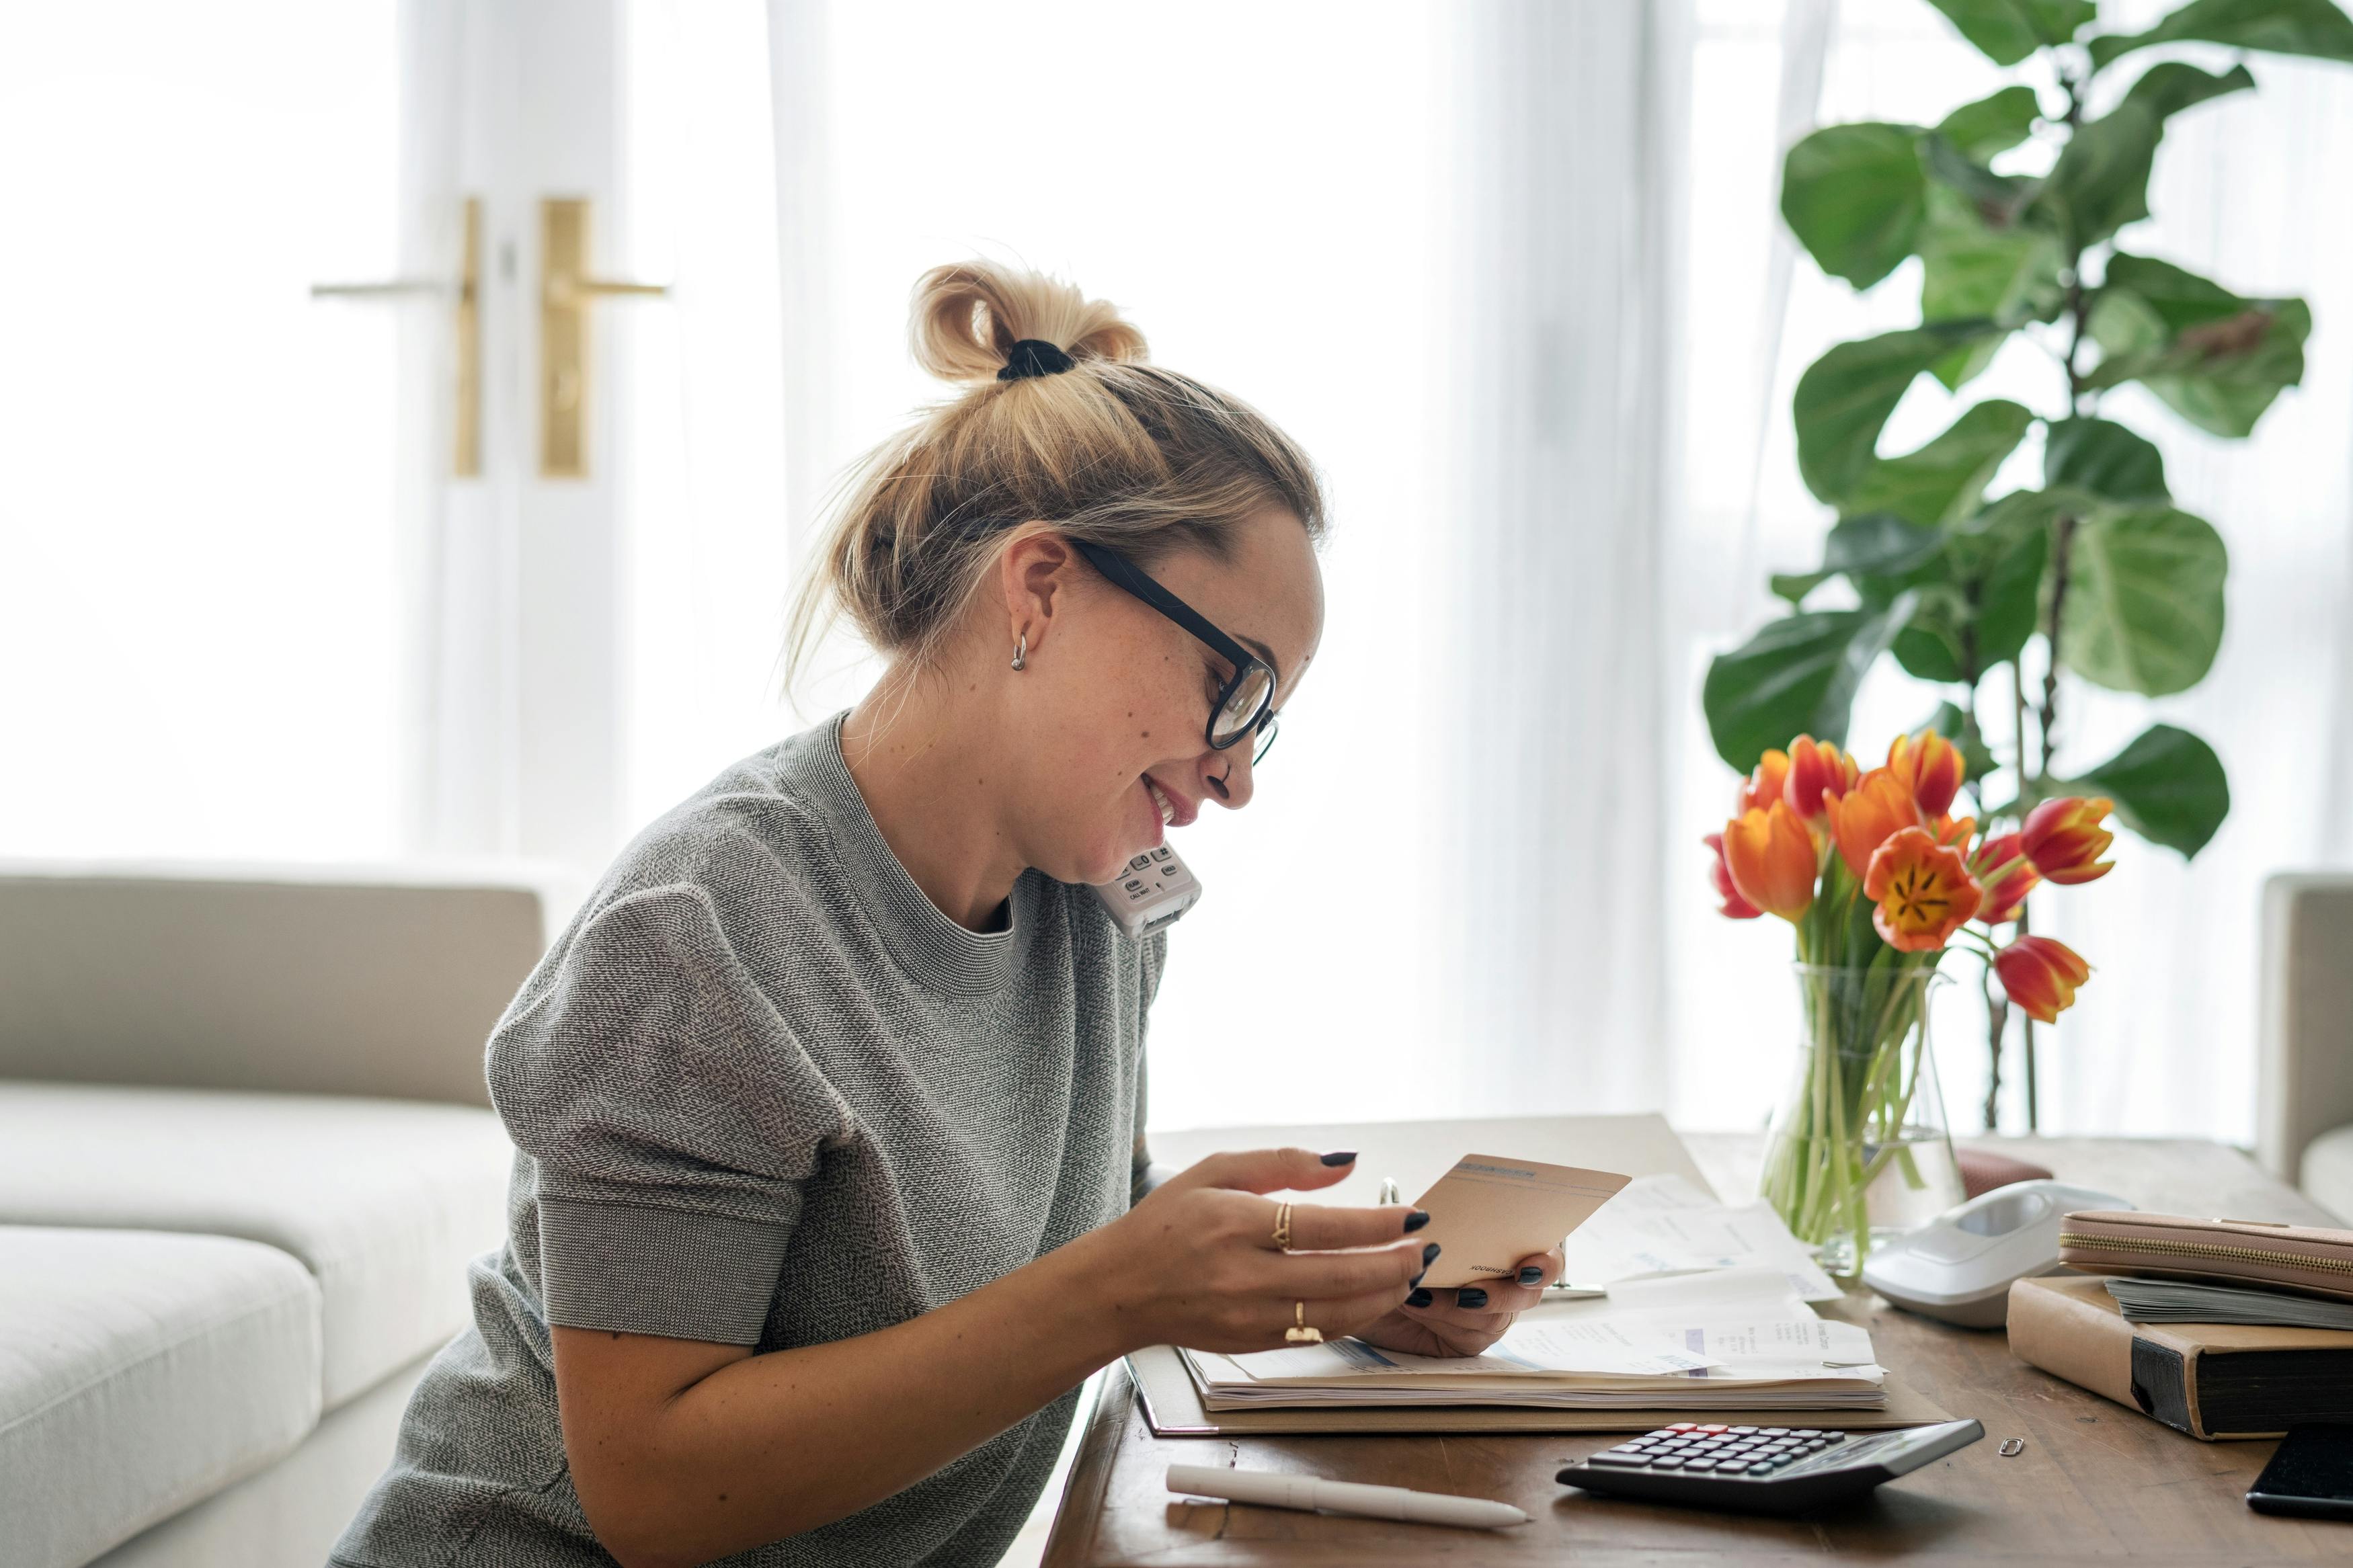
[335,262,1563,1568]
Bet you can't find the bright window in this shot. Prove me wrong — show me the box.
[0,4,403,862]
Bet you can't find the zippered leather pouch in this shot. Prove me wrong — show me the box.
[2059,1210,2353,1303]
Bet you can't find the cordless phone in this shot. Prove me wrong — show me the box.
[1091,845,1202,939]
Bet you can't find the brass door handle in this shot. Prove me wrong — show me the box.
[539,196,668,479]
[309,280,448,298]
[309,197,483,477]
[543,274,670,306]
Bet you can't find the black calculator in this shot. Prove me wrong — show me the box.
[1557,1419,1985,1514]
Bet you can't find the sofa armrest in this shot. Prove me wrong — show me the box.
[2259,872,2353,1187]
[0,861,569,1108]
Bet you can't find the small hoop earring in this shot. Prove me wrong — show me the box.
[1010,633,1027,671]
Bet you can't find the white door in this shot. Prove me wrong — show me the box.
[1,0,670,874]
[393,0,663,872]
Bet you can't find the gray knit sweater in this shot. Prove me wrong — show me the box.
[334,712,1165,1567]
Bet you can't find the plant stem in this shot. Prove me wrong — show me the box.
[1981,958,2008,1132]
[2012,66,2093,1141]
[2040,512,2077,776]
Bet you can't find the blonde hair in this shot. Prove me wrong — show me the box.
[785,261,1325,686]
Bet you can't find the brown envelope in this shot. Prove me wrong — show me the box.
[1410,1155,1630,1289]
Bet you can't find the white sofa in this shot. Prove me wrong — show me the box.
[0,864,557,1568]
[2259,871,2353,1223]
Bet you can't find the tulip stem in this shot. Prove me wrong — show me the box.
[1765,962,1948,1276]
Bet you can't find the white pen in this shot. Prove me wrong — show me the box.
[1165,1463,1529,1530]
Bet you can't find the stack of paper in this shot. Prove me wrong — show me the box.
[1181,1266,1886,1413]
[2107,1277,2353,1331]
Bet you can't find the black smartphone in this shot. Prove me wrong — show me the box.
[2247,1425,2353,1521]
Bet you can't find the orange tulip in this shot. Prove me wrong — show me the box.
[1704,833,1762,919]
[1737,749,1792,817]
[1825,768,1923,880]
[1931,813,1977,850]
[1863,826,1983,952]
[1721,802,1817,922]
[1783,735,1860,821]
[2021,796,2116,885]
[1975,831,2040,923]
[1995,935,2092,1024]
[1888,730,1966,817]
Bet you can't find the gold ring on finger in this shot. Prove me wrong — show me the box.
[1285,1300,1323,1344]
[1271,1200,1293,1252]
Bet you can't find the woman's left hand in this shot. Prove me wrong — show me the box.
[1351,1245,1564,1359]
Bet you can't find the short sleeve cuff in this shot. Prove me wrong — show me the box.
[539,1196,792,1345]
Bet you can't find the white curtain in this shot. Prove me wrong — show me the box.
[1432,0,1694,1115]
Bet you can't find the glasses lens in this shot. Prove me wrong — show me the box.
[1211,663,1275,748]
[1252,714,1279,764]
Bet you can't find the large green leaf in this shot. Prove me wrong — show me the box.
[1927,0,2099,63]
[1847,399,2036,527]
[1827,512,1948,576]
[1977,512,2052,667]
[2085,253,2311,437]
[1782,123,1929,288]
[1793,323,2004,504]
[1935,85,2044,160]
[1703,596,1917,772]
[1916,178,2063,388]
[2090,0,2353,70]
[2063,723,2231,858]
[2061,506,2228,696]
[2043,417,2170,503]
[1877,487,2054,681]
[1772,514,1943,608]
[2032,63,2256,249]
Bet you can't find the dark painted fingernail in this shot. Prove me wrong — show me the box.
[1319,1150,1357,1166]
[1456,1287,1489,1309]
[1409,1270,1427,1288]
[1518,1266,1544,1286]
[1421,1243,1441,1264]
[1406,1288,1433,1309]
[1402,1209,1431,1233]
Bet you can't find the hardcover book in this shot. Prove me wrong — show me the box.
[2007,1274,2353,1440]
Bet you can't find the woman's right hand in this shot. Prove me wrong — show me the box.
[1085,1147,1435,1354]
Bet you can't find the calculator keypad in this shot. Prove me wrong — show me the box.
[1583,1423,1847,1479]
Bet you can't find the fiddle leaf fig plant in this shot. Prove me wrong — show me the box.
[1703,0,2353,1128]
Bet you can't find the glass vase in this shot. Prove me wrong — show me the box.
[1758,963,1963,1278]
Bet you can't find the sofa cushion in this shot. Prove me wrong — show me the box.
[0,1083,512,1409]
[0,1225,319,1568]
[2303,1122,2353,1225]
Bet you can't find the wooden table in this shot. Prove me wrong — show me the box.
[1043,1134,2349,1565]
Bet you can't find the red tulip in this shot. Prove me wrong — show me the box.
[1783,735,1860,821]
[1721,802,1817,922]
[1738,749,1793,817]
[1975,831,2040,923]
[1825,768,1924,881]
[2021,796,2115,885]
[1888,730,1967,818]
[1704,833,1762,919]
[1995,935,2092,1024]
[1863,826,1983,952]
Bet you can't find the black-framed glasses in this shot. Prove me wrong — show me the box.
[1070,538,1281,764]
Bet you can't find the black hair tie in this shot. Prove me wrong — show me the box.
[998,339,1076,381]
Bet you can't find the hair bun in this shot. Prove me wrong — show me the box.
[909,260,1149,386]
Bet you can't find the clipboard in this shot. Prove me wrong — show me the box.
[1125,1343,1957,1436]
